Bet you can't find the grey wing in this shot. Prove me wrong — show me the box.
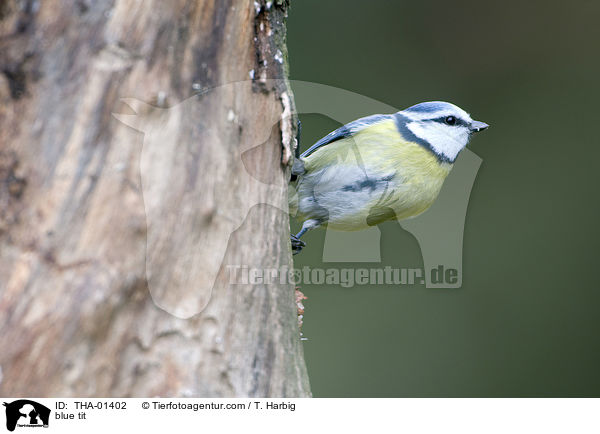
[299,114,393,158]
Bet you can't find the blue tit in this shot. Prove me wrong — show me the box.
[289,101,489,253]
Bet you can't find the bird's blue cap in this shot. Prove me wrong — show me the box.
[404,101,451,113]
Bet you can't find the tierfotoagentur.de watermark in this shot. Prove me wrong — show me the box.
[112,79,481,317]
[227,265,459,288]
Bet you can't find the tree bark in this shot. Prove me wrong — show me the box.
[0,0,310,397]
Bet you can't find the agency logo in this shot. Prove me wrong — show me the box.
[113,79,482,318]
[2,400,50,432]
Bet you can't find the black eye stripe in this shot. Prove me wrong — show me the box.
[429,116,469,127]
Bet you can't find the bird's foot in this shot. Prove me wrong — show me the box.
[291,234,306,255]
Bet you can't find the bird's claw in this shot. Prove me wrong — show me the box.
[291,234,306,254]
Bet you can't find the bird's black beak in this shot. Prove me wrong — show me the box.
[470,120,489,133]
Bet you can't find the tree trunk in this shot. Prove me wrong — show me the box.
[0,0,310,397]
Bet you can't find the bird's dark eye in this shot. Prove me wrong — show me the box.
[445,116,456,125]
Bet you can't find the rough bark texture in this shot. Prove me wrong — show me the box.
[0,0,310,397]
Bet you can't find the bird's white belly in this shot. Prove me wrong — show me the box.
[296,164,409,231]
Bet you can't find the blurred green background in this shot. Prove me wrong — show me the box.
[286,0,600,396]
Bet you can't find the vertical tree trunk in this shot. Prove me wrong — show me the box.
[0,0,310,397]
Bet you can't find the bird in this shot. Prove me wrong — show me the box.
[289,101,489,254]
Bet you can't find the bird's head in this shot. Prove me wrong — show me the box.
[399,101,488,163]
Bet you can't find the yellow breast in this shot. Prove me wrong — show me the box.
[299,119,453,230]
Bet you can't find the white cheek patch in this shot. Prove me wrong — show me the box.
[407,122,469,162]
